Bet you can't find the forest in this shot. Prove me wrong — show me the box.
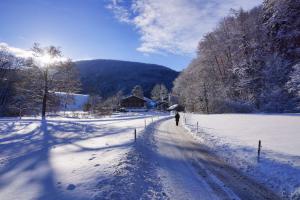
[173,0,300,113]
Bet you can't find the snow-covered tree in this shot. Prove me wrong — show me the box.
[131,85,144,98]
[151,84,168,101]
[261,0,300,111]
[263,0,300,61]
[287,63,300,110]
[173,1,300,113]
[103,90,123,111]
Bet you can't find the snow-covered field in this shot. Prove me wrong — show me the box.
[1,112,298,199]
[183,113,300,199]
[0,112,166,200]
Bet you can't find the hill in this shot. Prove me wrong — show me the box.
[75,59,179,98]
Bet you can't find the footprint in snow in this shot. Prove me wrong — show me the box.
[94,164,100,167]
[67,184,76,190]
[89,157,96,161]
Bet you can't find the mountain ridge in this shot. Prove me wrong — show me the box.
[75,59,179,98]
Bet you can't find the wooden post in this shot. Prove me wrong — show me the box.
[152,117,153,123]
[134,129,137,142]
[144,119,146,128]
[197,122,199,133]
[257,140,262,162]
[184,117,186,124]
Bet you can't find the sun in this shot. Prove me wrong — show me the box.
[39,54,53,64]
[35,53,66,66]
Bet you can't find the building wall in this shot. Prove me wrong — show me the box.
[121,96,146,108]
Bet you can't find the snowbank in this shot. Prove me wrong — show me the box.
[182,113,300,199]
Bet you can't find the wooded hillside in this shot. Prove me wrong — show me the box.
[173,0,300,113]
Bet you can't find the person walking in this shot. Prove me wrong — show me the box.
[175,112,180,126]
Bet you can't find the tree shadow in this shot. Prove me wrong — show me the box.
[0,116,138,200]
[0,120,71,200]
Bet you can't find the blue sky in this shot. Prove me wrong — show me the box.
[0,0,262,71]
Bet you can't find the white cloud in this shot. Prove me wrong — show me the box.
[0,43,67,65]
[107,0,262,55]
[0,42,33,58]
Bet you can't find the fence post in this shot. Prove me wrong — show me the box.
[257,140,262,162]
[134,129,137,142]
[144,119,146,128]
[152,117,153,123]
[197,122,199,133]
[184,117,186,124]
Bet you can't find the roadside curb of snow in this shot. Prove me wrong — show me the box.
[94,116,171,200]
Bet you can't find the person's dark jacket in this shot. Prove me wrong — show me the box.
[175,113,180,121]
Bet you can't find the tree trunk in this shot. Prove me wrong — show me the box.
[42,92,47,119]
[42,69,48,119]
[203,83,210,114]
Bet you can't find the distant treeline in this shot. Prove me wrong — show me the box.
[173,0,300,113]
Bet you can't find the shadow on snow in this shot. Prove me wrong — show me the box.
[0,115,147,200]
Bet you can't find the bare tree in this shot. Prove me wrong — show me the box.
[0,46,26,115]
[23,43,81,118]
[55,60,81,113]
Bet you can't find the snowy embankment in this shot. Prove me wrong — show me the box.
[0,112,167,200]
[183,113,300,199]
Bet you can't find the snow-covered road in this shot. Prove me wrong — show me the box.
[99,116,282,199]
[146,118,281,200]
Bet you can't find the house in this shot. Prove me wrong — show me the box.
[120,95,147,111]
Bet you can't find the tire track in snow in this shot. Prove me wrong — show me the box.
[151,118,281,200]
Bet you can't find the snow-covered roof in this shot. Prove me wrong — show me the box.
[167,104,178,110]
